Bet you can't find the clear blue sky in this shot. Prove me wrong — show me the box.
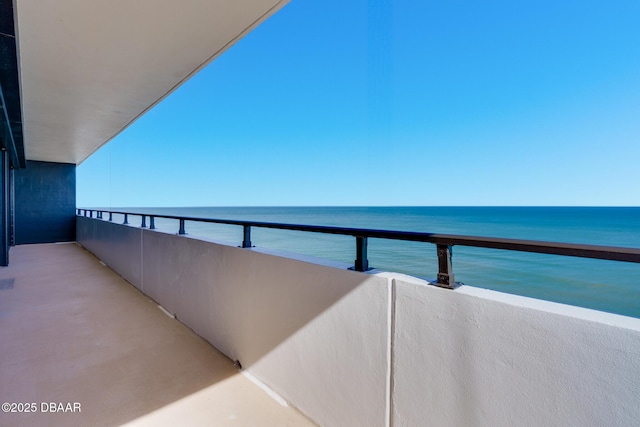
[77,0,640,207]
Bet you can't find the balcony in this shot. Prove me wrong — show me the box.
[49,213,640,426]
[0,242,314,426]
[2,1,640,425]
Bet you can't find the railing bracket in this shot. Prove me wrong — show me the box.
[435,244,458,289]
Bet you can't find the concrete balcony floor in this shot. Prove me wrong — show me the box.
[0,243,315,427]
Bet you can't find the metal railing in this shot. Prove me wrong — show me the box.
[77,208,640,289]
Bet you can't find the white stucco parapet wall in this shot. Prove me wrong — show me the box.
[392,275,640,427]
[77,216,640,427]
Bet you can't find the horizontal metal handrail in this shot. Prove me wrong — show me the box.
[77,208,640,289]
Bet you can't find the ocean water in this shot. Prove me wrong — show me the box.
[110,207,640,318]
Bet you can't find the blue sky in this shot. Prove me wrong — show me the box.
[77,0,640,207]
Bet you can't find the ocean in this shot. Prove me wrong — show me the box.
[112,206,640,318]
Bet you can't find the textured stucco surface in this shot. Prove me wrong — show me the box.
[392,276,640,427]
[78,216,640,427]
[77,217,142,288]
[78,217,389,427]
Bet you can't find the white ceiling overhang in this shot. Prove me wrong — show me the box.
[14,0,290,164]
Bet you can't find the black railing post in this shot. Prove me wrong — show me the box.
[179,219,186,235]
[354,236,369,272]
[123,213,129,225]
[90,210,94,218]
[149,216,156,230]
[77,208,80,215]
[84,210,87,217]
[141,215,146,228]
[108,212,113,222]
[242,225,252,248]
[436,244,456,289]
[97,211,102,219]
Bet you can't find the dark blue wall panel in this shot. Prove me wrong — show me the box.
[14,160,76,244]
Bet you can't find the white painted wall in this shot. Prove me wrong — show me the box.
[392,275,640,427]
[77,216,142,288]
[77,217,640,427]
[78,217,390,427]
